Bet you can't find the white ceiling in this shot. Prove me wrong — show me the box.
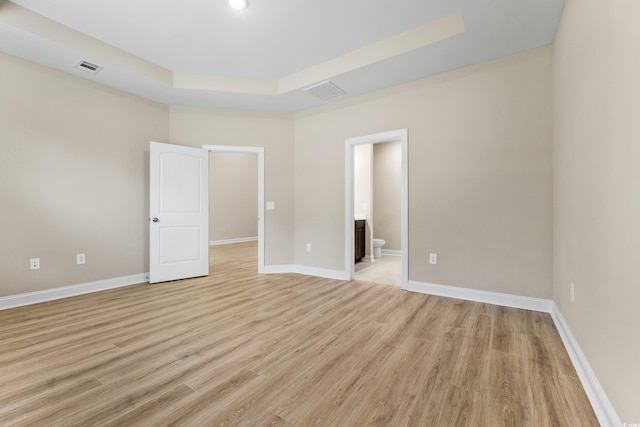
[0,0,565,112]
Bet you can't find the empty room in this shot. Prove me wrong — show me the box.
[0,0,638,425]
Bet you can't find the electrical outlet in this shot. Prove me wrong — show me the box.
[76,253,86,265]
[570,282,575,303]
[30,258,40,270]
[429,253,437,265]
[306,243,312,253]
[266,201,275,210]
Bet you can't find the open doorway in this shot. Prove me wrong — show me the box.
[344,130,408,289]
[353,141,402,286]
[203,145,265,273]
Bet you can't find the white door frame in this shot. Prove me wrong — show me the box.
[344,129,408,289]
[203,145,265,274]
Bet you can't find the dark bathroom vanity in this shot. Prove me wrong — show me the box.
[355,219,366,263]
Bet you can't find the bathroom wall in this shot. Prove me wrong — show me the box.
[353,144,373,256]
[209,152,258,243]
[373,141,401,252]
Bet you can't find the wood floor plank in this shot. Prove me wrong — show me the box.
[0,375,103,425]
[0,241,599,426]
[435,385,485,427]
[102,384,196,427]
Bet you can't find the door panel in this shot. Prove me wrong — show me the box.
[150,141,209,283]
[159,227,201,263]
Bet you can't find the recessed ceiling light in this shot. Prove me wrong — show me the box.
[228,0,248,10]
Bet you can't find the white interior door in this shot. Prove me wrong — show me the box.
[149,141,209,283]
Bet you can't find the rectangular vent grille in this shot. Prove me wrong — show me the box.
[76,60,103,74]
[304,81,345,101]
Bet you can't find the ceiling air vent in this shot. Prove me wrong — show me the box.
[76,60,103,74]
[304,81,346,101]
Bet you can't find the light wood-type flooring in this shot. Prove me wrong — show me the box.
[0,242,599,426]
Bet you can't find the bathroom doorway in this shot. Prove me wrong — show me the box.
[354,141,402,286]
[344,129,408,289]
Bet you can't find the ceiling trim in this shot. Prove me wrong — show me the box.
[1,2,464,97]
[278,12,465,94]
[0,1,172,84]
[174,11,465,96]
[173,73,277,95]
[0,0,565,112]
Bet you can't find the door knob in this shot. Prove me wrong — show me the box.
[152,217,159,222]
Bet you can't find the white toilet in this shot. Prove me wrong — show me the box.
[372,238,386,259]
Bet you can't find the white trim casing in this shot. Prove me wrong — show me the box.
[407,279,621,426]
[0,274,147,311]
[264,265,348,281]
[550,303,622,427]
[345,129,408,289]
[1,266,342,311]
[381,249,402,256]
[210,236,258,246]
[0,266,622,426]
[406,280,553,313]
[203,145,265,274]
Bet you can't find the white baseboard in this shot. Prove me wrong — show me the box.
[406,280,553,313]
[0,267,620,427]
[405,280,620,426]
[550,302,621,427]
[210,236,258,246]
[264,265,348,281]
[263,264,295,274]
[381,249,402,256]
[0,273,148,311]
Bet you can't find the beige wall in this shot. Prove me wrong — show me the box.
[373,141,401,251]
[2,14,635,419]
[0,53,294,296]
[0,52,169,297]
[553,0,640,421]
[209,152,258,242]
[169,106,294,265]
[295,46,553,298]
[0,46,554,301]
